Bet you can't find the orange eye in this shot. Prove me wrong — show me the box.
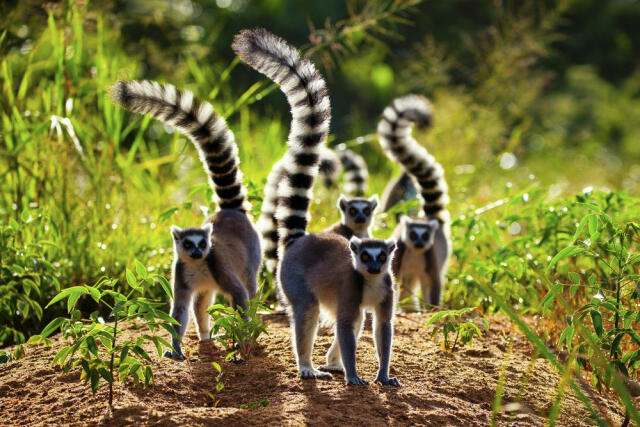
[361,252,370,263]
[378,253,386,263]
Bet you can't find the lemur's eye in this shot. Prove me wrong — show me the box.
[198,240,206,249]
[378,253,387,263]
[363,207,371,216]
[183,241,193,249]
[349,207,357,216]
[361,252,371,262]
[409,231,418,241]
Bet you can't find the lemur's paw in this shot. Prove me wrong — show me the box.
[319,364,344,373]
[164,350,185,361]
[346,375,368,386]
[375,376,401,387]
[300,366,333,380]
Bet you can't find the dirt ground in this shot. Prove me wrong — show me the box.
[0,313,629,426]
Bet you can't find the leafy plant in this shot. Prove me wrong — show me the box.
[206,361,225,407]
[425,307,486,351]
[208,295,268,361]
[28,262,177,410]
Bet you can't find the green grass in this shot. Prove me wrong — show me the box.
[1,2,639,424]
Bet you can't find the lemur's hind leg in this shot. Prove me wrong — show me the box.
[166,286,193,360]
[193,289,214,341]
[291,301,332,380]
[321,312,364,373]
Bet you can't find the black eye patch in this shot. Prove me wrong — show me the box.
[183,241,193,249]
[363,207,371,216]
[378,253,387,263]
[360,252,371,263]
[409,231,418,240]
[349,207,357,216]
[198,240,206,249]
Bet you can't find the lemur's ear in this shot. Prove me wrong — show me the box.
[203,222,213,236]
[337,194,348,212]
[399,214,409,227]
[170,225,182,240]
[368,195,379,210]
[385,239,397,254]
[427,219,440,230]
[349,236,361,253]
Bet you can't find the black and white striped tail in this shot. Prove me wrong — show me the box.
[338,148,368,197]
[258,159,286,273]
[110,80,247,211]
[318,147,340,188]
[233,28,331,249]
[377,95,449,222]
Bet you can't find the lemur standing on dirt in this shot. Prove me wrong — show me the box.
[110,81,261,359]
[233,28,400,386]
[377,95,450,311]
[260,146,373,272]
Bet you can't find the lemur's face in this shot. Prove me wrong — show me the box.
[401,217,439,252]
[349,237,396,275]
[338,195,378,231]
[171,224,213,261]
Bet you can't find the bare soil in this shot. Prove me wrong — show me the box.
[0,313,629,426]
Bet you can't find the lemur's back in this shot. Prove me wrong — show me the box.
[280,233,354,306]
[209,209,260,295]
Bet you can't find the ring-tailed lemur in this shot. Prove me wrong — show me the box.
[325,194,378,240]
[260,145,372,272]
[234,28,400,387]
[378,94,450,310]
[110,81,261,359]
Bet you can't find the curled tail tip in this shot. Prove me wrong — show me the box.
[231,28,262,59]
[390,94,434,128]
[232,27,291,63]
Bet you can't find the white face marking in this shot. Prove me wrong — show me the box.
[351,201,370,211]
[364,248,382,259]
[186,236,205,246]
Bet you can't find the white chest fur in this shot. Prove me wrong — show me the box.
[183,261,218,292]
[361,274,389,309]
[399,247,430,284]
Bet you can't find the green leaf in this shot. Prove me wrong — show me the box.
[158,207,179,222]
[590,310,604,338]
[156,276,173,300]
[126,269,141,291]
[547,245,584,271]
[99,367,113,383]
[134,259,148,281]
[40,317,67,338]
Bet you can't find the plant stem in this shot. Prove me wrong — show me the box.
[451,329,460,352]
[108,306,119,410]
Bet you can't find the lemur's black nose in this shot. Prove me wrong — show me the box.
[414,242,425,249]
[355,216,366,223]
[367,267,381,274]
[191,251,203,259]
